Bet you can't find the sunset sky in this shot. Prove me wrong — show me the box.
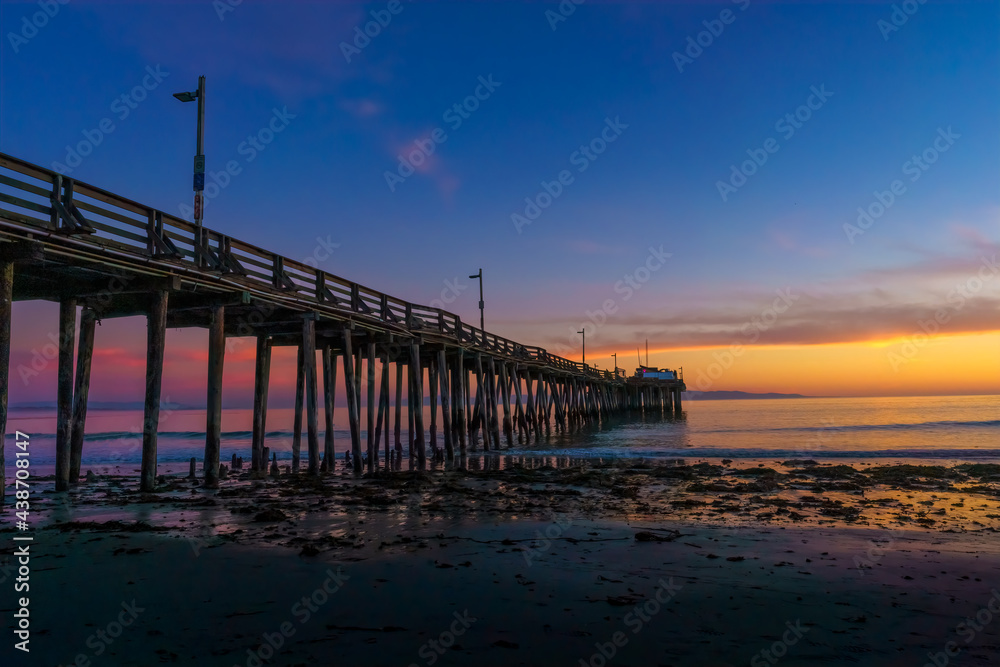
[2,0,998,406]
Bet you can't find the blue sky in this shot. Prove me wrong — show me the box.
[2,0,999,400]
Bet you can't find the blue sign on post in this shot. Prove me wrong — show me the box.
[193,172,205,191]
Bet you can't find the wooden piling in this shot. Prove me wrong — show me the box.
[367,340,376,471]
[322,347,336,470]
[204,305,225,488]
[251,336,271,471]
[394,360,403,456]
[342,329,362,473]
[0,260,10,506]
[303,317,320,475]
[292,344,304,473]
[455,352,467,454]
[375,347,388,462]
[55,298,76,492]
[499,362,513,446]
[428,357,438,456]
[140,291,168,493]
[69,307,95,484]
[438,349,453,460]
[410,340,426,463]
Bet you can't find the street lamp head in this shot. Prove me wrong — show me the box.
[173,91,198,103]
[469,274,478,280]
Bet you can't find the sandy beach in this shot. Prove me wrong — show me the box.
[4,459,999,666]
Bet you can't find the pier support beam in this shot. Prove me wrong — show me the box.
[251,336,271,471]
[375,347,389,463]
[342,329,362,473]
[0,260,12,506]
[394,360,403,457]
[455,352,467,454]
[438,349,453,461]
[292,344,304,473]
[410,341,426,463]
[303,316,320,475]
[428,357,438,457]
[69,307,96,484]
[204,305,225,488]
[367,341,376,471]
[55,298,76,492]
[322,347,336,470]
[140,291,168,493]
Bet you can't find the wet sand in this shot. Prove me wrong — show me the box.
[3,459,1000,666]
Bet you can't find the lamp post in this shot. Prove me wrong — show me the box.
[469,268,484,341]
[173,75,206,266]
[578,329,585,366]
[611,352,616,373]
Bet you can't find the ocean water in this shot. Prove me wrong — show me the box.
[5,395,999,474]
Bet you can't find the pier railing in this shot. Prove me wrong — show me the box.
[0,152,625,381]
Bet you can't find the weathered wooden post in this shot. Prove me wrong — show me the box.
[487,357,501,448]
[204,305,225,488]
[140,291,168,493]
[410,340,426,463]
[375,346,389,462]
[342,328,362,473]
[251,335,271,471]
[367,340,376,471]
[322,346,337,471]
[455,352,467,454]
[0,258,12,506]
[438,349,453,460]
[428,357,438,457]
[55,298,76,492]
[394,360,403,457]
[292,344,304,473]
[499,362,513,447]
[69,307,96,484]
[303,316,320,475]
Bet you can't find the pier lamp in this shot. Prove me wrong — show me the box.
[173,75,206,266]
[578,329,585,366]
[469,268,484,340]
[612,352,617,373]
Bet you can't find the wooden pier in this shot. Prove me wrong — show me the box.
[0,152,685,498]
